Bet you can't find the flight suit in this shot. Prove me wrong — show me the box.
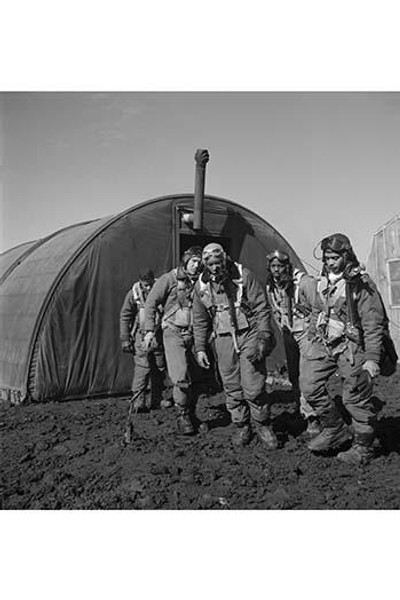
[120,281,165,409]
[267,269,317,419]
[299,271,385,437]
[193,262,274,426]
[145,267,200,415]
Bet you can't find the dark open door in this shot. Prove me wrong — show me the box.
[173,202,232,265]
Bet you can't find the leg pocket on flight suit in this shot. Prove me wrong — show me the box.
[303,338,328,361]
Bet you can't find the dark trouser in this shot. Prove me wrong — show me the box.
[131,331,165,407]
[299,339,376,435]
[214,327,270,426]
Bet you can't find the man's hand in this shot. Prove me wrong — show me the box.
[247,342,264,365]
[196,351,210,369]
[122,341,133,354]
[362,360,380,379]
[262,333,276,357]
[248,333,276,364]
[144,331,155,352]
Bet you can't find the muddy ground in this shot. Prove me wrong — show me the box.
[1,372,399,510]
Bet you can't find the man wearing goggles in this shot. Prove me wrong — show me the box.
[193,243,277,449]
[266,250,320,439]
[300,233,385,464]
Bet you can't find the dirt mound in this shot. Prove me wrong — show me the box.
[1,372,400,509]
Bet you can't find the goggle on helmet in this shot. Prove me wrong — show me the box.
[202,243,226,265]
[320,233,352,254]
[266,250,290,263]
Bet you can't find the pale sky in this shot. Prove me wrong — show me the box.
[2,92,399,271]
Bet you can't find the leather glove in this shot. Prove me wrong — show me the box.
[262,332,276,356]
[144,331,155,352]
[248,333,276,364]
[196,351,210,369]
[356,369,373,398]
[362,360,380,379]
[145,334,159,352]
[247,340,265,365]
[122,341,133,354]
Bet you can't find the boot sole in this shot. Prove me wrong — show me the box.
[258,443,278,450]
[232,434,252,447]
[178,427,196,436]
[256,435,278,450]
[308,435,353,454]
[336,454,371,466]
[336,448,374,465]
[232,440,251,448]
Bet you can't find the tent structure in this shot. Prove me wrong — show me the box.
[366,214,400,357]
[0,194,305,404]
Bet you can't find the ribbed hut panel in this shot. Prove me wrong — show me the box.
[0,219,108,400]
[197,199,305,286]
[372,231,390,308]
[391,308,400,354]
[366,237,376,281]
[245,214,304,277]
[33,249,94,400]
[384,217,400,259]
[367,216,400,358]
[0,240,38,281]
[386,217,400,354]
[32,199,174,401]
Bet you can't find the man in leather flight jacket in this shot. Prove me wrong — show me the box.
[300,233,386,465]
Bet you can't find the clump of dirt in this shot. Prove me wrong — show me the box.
[1,372,400,509]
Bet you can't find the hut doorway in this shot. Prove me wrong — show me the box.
[173,203,231,265]
[178,233,231,262]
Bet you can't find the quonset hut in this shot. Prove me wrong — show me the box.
[0,194,305,404]
[366,214,400,357]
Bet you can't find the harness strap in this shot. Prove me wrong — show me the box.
[162,268,195,324]
[132,281,146,307]
[199,262,244,308]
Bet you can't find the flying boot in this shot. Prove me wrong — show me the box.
[160,398,174,409]
[231,423,252,447]
[176,406,195,436]
[253,421,279,450]
[336,430,375,465]
[132,392,148,413]
[247,397,277,449]
[304,417,322,440]
[307,407,352,453]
